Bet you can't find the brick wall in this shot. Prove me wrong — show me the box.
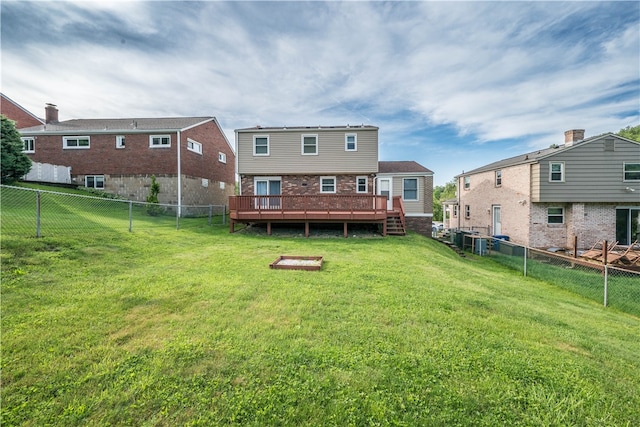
[405,216,432,236]
[241,174,374,196]
[1,96,42,129]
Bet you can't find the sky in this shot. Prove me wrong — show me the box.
[1,1,639,186]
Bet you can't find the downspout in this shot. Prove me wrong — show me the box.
[177,130,182,217]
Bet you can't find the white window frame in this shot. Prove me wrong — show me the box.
[63,136,90,149]
[116,135,125,149]
[85,175,104,189]
[549,162,564,182]
[187,138,203,155]
[21,137,35,153]
[453,205,458,218]
[253,135,270,156]
[547,207,564,224]
[301,134,318,155]
[345,133,357,151]
[403,178,419,201]
[463,176,470,190]
[623,162,640,181]
[149,135,171,148]
[495,170,502,187]
[218,152,227,163]
[320,176,336,193]
[356,176,368,193]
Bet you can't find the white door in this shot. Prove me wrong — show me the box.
[377,177,393,210]
[492,205,502,235]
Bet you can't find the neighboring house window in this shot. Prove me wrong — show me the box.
[495,170,502,187]
[345,134,357,151]
[187,138,203,154]
[150,135,170,148]
[623,163,640,181]
[465,205,470,218]
[21,137,35,153]
[116,135,125,149]
[218,152,227,163]
[356,176,368,193]
[63,136,90,149]
[302,134,318,155]
[253,135,269,156]
[464,176,470,190]
[320,176,336,193]
[403,178,418,201]
[549,162,564,182]
[547,207,564,224]
[453,205,458,217]
[85,175,104,189]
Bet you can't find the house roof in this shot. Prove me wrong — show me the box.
[235,124,378,132]
[456,133,630,177]
[378,160,433,175]
[19,117,216,134]
[0,93,45,125]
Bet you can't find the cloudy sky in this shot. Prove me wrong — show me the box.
[2,1,638,185]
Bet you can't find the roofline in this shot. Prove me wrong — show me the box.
[1,93,45,125]
[19,128,188,136]
[235,125,379,132]
[377,171,434,177]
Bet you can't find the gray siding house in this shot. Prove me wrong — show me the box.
[454,130,640,249]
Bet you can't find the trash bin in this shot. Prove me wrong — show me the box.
[492,235,509,251]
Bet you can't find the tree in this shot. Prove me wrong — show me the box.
[432,179,457,221]
[1,115,32,184]
[617,125,640,142]
[146,174,163,216]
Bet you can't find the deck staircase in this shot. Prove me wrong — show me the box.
[386,211,406,236]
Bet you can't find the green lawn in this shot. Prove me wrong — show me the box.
[2,218,640,425]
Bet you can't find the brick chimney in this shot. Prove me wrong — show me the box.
[45,103,58,124]
[564,129,585,146]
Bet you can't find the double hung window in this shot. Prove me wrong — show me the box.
[549,162,564,182]
[253,135,269,156]
[22,137,35,153]
[403,178,418,201]
[302,135,318,155]
[320,176,336,193]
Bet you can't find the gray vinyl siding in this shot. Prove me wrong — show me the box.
[390,175,427,215]
[535,137,640,203]
[237,128,378,175]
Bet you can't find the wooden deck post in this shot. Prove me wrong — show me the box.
[267,222,272,236]
[343,222,348,238]
[305,222,309,237]
[229,219,235,233]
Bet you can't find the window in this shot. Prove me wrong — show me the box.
[116,135,125,149]
[63,136,90,149]
[345,133,357,151]
[623,163,640,181]
[453,205,458,218]
[549,162,564,182]
[356,176,368,193]
[465,205,470,218]
[187,138,202,154]
[85,175,104,189]
[403,178,418,201]
[547,207,564,224]
[320,176,336,193]
[150,135,170,148]
[253,135,269,156]
[301,134,318,155]
[218,152,227,163]
[464,176,470,190]
[21,137,35,153]
[495,170,502,186]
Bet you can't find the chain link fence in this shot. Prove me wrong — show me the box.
[477,237,640,317]
[1,185,227,238]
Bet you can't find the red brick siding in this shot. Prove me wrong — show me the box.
[240,174,374,196]
[181,121,235,184]
[1,96,42,129]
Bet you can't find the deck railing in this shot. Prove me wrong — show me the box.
[229,194,388,217]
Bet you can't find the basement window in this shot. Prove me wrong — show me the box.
[85,175,104,189]
[547,207,564,224]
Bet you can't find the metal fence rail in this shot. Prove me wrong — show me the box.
[1,185,227,237]
[480,238,640,317]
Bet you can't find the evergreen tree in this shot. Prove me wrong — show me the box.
[1,115,32,184]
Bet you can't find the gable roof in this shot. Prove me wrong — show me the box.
[0,93,45,126]
[457,133,638,177]
[19,116,216,134]
[378,160,433,175]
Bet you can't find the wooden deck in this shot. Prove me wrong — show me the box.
[229,194,402,237]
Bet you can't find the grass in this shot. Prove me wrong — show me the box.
[2,193,640,425]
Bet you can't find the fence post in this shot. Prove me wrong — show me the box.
[208,205,213,226]
[223,204,226,225]
[129,201,133,232]
[36,190,41,238]
[604,265,609,307]
[523,246,527,277]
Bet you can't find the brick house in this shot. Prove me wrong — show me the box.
[453,130,640,249]
[18,104,235,206]
[1,93,44,129]
[231,125,434,236]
